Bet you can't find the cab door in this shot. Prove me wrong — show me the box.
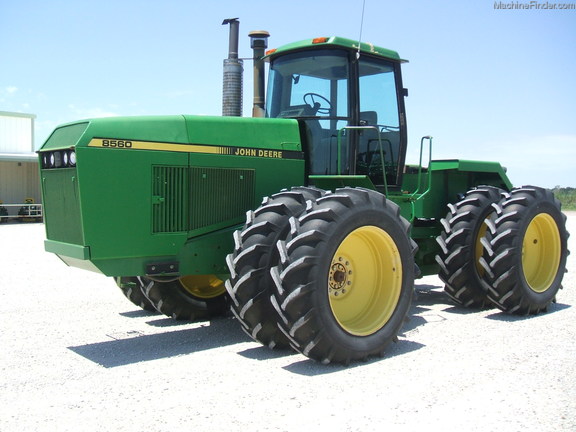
[355,57,406,188]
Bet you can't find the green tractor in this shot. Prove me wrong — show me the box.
[39,23,569,365]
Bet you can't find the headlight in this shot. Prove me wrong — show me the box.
[68,150,76,166]
[41,149,77,169]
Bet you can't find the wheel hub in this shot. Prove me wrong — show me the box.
[329,257,353,298]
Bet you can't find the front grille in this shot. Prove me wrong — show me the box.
[189,167,255,231]
[43,169,83,244]
[152,166,255,233]
[152,166,189,233]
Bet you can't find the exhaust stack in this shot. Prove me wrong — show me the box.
[249,30,270,118]
[222,18,243,116]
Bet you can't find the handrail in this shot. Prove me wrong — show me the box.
[0,203,43,220]
[410,136,433,198]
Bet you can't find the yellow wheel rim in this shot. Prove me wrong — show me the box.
[179,275,226,299]
[522,213,561,293]
[328,226,402,336]
[475,218,489,276]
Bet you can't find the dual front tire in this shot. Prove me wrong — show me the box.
[227,187,417,365]
[115,274,229,320]
[225,187,325,349]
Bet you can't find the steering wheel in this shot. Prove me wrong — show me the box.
[303,92,332,115]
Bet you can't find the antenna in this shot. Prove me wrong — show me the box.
[357,0,366,59]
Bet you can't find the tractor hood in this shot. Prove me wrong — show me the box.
[39,115,305,277]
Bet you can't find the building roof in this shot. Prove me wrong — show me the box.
[0,111,36,119]
[0,152,38,163]
[0,111,37,162]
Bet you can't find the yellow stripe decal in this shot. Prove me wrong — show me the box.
[88,138,303,160]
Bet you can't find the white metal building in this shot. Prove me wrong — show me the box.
[0,111,41,219]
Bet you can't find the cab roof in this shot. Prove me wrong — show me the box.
[265,36,407,63]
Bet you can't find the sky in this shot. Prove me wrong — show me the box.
[1,0,575,187]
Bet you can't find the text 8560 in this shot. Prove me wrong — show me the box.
[102,140,133,148]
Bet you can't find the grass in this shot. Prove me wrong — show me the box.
[553,187,576,211]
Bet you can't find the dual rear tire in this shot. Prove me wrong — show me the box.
[480,187,569,314]
[436,186,503,308]
[437,185,569,314]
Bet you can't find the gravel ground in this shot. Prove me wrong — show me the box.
[1,213,575,432]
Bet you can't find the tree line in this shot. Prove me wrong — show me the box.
[553,187,576,211]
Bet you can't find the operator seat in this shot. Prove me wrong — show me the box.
[356,111,379,177]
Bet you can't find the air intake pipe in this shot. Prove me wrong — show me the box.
[248,30,270,118]
[222,18,243,116]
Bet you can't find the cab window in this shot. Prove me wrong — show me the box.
[357,58,401,186]
[267,50,350,175]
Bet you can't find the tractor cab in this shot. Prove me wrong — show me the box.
[265,37,408,190]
